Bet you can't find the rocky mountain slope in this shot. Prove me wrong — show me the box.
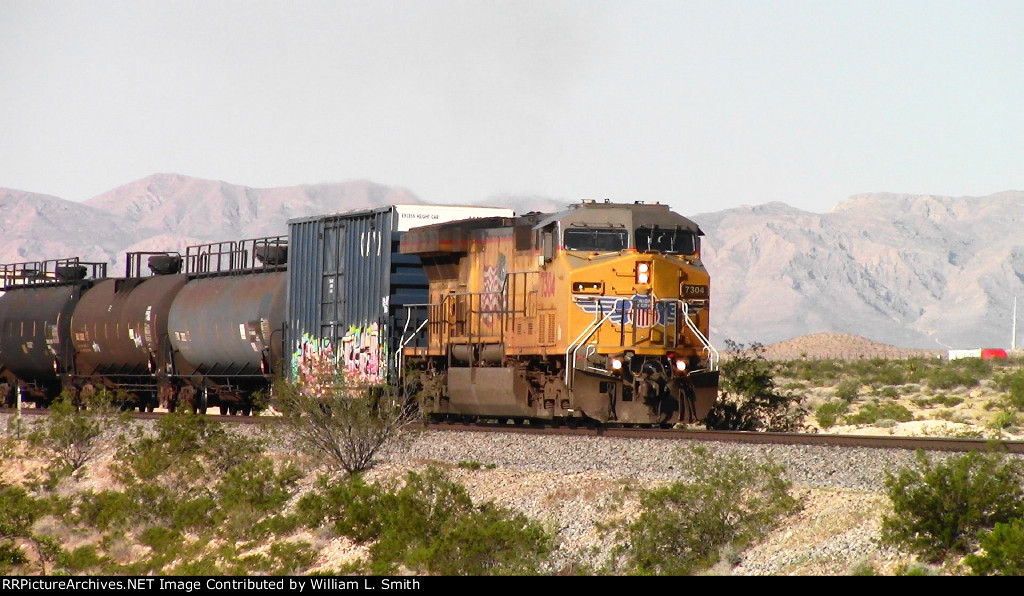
[695,192,1024,349]
[1,175,1021,350]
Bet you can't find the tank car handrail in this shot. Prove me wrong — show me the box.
[1,258,106,288]
[183,236,288,276]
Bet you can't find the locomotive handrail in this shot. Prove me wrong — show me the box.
[394,303,432,376]
[676,300,719,370]
[565,301,621,390]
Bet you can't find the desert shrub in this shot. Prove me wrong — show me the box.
[881,450,1024,561]
[989,411,1018,430]
[791,358,846,383]
[833,379,860,402]
[845,402,913,425]
[73,490,138,531]
[814,401,849,429]
[216,458,302,539]
[298,466,552,575]
[964,519,1024,575]
[998,369,1024,410]
[925,359,988,390]
[610,446,799,575]
[705,341,807,431]
[846,358,910,387]
[57,544,108,573]
[35,390,126,477]
[272,366,418,475]
[848,559,877,576]
[0,483,63,574]
[111,412,274,527]
[913,395,964,409]
[875,386,900,398]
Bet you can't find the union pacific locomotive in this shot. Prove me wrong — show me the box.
[397,200,719,426]
[0,200,718,426]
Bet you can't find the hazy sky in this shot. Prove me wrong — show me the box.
[2,0,1022,215]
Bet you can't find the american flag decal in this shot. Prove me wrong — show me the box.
[631,294,653,328]
[573,293,678,330]
[480,254,507,327]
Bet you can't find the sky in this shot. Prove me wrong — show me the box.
[1,0,1023,216]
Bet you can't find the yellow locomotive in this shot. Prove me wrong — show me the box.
[398,199,719,427]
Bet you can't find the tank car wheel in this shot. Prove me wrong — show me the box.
[513,418,524,426]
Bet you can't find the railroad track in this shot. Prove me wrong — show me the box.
[425,421,1024,453]
[6,406,1023,454]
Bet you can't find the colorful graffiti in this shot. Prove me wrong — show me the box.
[291,333,335,396]
[290,324,391,392]
[339,322,387,383]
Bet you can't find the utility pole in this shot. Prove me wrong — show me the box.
[1014,296,1018,351]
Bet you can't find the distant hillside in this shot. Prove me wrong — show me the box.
[757,333,945,361]
[694,191,1024,349]
[2,175,1021,350]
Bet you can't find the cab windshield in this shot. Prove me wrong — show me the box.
[563,228,629,252]
[634,227,697,255]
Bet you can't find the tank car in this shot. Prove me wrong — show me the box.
[165,236,287,414]
[0,258,107,407]
[398,199,720,427]
[64,252,187,410]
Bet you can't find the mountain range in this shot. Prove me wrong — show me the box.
[2,174,1021,350]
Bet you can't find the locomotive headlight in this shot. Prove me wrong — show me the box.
[610,357,624,371]
[674,359,687,373]
[636,262,652,284]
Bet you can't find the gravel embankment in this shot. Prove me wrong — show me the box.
[0,414,972,575]
[374,430,941,575]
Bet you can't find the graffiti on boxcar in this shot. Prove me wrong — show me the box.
[340,322,386,383]
[291,333,335,394]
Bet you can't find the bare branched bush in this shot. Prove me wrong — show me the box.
[37,390,127,477]
[272,363,419,475]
